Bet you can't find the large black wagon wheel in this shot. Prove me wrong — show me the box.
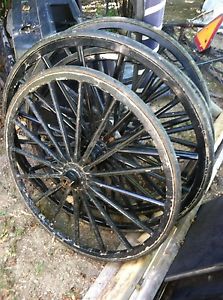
[2,18,211,112]
[3,30,214,218]
[5,66,181,261]
[73,16,211,107]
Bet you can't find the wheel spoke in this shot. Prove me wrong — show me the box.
[14,119,62,164]
[158,111,187,118]
[34,184,63,204]
[80,99,116,165]
[133,69,151,91]
[93,181,164,207]
[104,111,132,139]
[82,197,106,252]
[90,186,155,234]
[113,53,125,80]
[74,82,83,162]
[48,81,72,159]
[170,137,197,148]
[167,124,194,134]
[86,191,133,249]
[111,155,156,194]
[146,86,171,103]
[78,47,105,113]
[11,146,60,171]
[176,150,198,160]
[112,155,166,198]
[51,187,71,223]
[34,91,75,130]
[162,115,191,129]
[155,98,180,117]
[26,98,66,160]
[120,146,198,160]
[139,71,157,97]
[16,173,61,179]
[91,166,161,177]
[85,128,144,169]
[42,56,78,116]
[141,78,164,100]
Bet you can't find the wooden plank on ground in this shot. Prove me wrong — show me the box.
[84,111,223,300]
[214,112,223,150]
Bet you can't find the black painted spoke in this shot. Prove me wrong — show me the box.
[120,146,198,161]
[14,119,62,164]
[104,111,132,139]
[108,155,157,200]
[18,139,36,145]
[118,155,166,198]
[140,71,157,97]
[78,47,105,113]
[126,173,165,199]
[119,146,159,157]
[26,98,66,160]
[175,150,198,160]
[11,146,60,171]
[133,69,151,91]
[113,53,125,80]
[77,46,86,67]
[90,186,155,234]
[19,111,39,125]
[170,137,197,148]
[34,92,75,130]
[111,154,165,197]
[85,128,144,170]
[158,111,187,118]
[91,166,161,177]
[34,184,63,204]
[167,124,194,134]
[147,86,170,103]
[64,47,72,56]
[82,197,106,252]
[51,187,71,223]
[162,115,191,129]
[81,99,116,164]
[135,154,161,167]
[155,98,180,117]
[16,173,61,179]
[87,191,133,249]
[74,82,83,162]
[141,78,164,100]
[116,156,166,198]
[42,56,77,116]
[48,82,72,159]
[93,181,164,207]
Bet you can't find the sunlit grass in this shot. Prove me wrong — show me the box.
[0,0,9,17]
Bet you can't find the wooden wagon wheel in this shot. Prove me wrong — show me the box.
[5,66,181,261]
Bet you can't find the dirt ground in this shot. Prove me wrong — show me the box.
[0,0,223,299]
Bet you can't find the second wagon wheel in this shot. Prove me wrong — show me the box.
[2,30,214,218]
[5,66,181,261]
[73,16,211,107]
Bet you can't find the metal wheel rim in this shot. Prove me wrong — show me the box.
[5,66,181,261]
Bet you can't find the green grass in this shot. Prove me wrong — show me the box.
[0,0,9,17]
[35,261,45,276]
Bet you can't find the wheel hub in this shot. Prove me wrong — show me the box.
[64,169,81,187]
[62,165,85,189]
